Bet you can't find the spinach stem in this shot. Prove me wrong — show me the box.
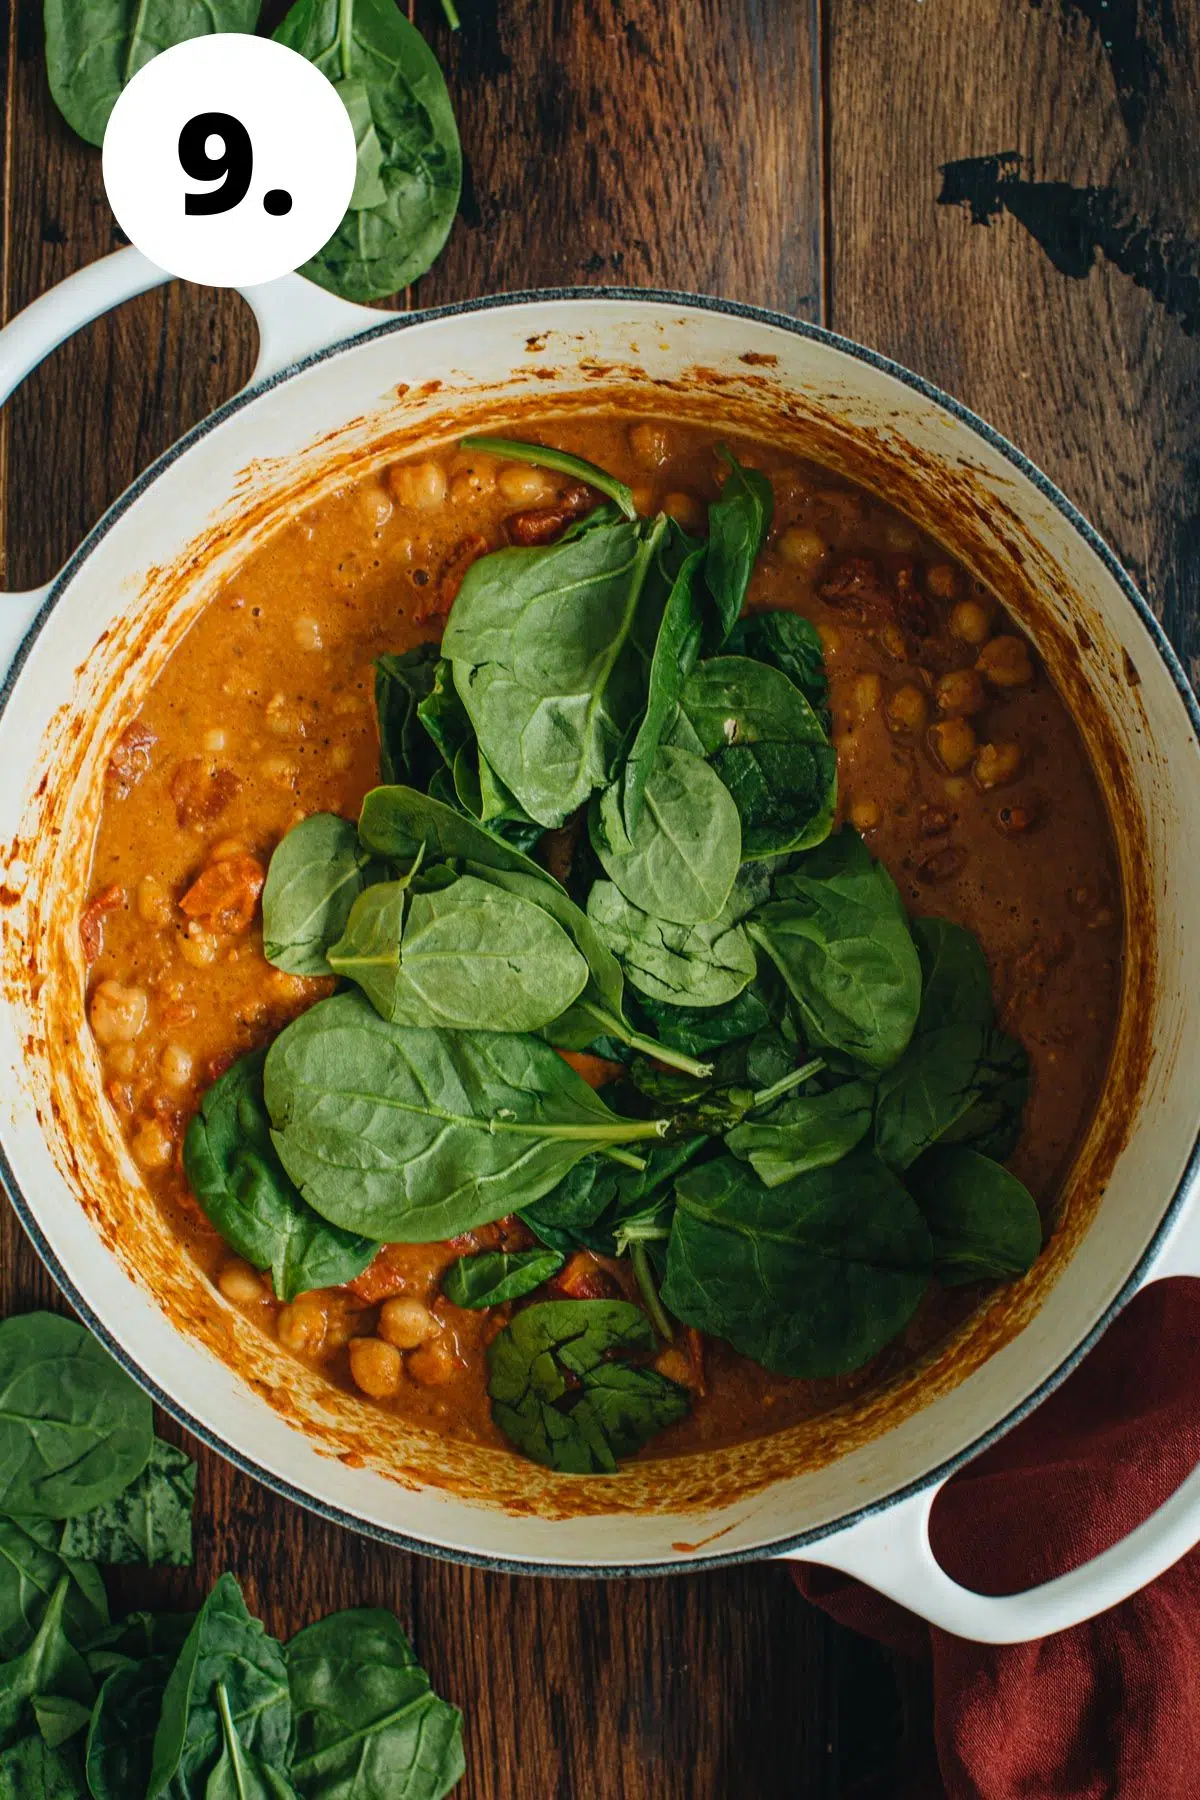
[600,1146,648,1172]
[488,1117,668,1143]
[631,1242,674,1342]
[439,0,462,25]
[586,1009,713,1080]
[750,1057,825,1112]
[337,0,354,78]
[459,435,639,521]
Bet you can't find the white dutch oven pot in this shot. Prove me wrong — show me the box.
[1,249,1198,1645]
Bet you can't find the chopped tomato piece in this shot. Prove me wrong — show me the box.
[556,1049,624,1089]
[170,758,241,828]
[79,884,125,964]
[179,855,264,935]
[347,1247,415,1303]
[106,721,156,796]
[550,1251,620,1301]
[505,484,595,546]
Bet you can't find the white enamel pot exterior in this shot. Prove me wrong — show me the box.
[1,249,1198,1645]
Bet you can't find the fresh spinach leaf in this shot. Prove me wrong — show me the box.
[907,1147,1042,1285]
[184,1051,379,1304]
[590,745,741,926]
[521,1137,707,1257]
[703,448,773,646]
[609,542,705,842]
[32,1693,92,1750]
[635,986,773,1058]
[57,1439,195,1568]
[910,916,994,1030]
[748,830,921,1069]
[0,1518,106,1664]
[86,1611,194,1679]
[44,0,261,147]
[359,784,550,880]
[85,1647,180,1800]
[414,656,473,775]
[874,1022,1028,1171]
[487,1301,689,1472]
[261,814,374,978]
[328,873,589,1031]
[374,648,442,788]
[337,76,387,210]
[671,655,837,857]
[0,1730,86,1796]
[288,1608,464,1800]
[0,1314,153,1521]
[443,516,668,827]
[725,1078,875,1186]
[264,992,668,1240]
[0,1580,93,1755]
[442,1250,564,1308]
[725,610,829,720]
[459,435,637,521]
[147,1574,292,1798]
[586,878,756,1008]
[208,1681,299,1800]
[662,1153,931,1378]
[275,0,461,303]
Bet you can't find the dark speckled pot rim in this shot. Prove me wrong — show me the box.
[1,284,1198,1579]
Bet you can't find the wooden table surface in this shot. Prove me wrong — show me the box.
[2,2,1195,1793]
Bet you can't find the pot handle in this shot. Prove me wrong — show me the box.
[0,245,390,683]
[785,1176,1200,1643]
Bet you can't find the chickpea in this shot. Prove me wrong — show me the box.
[498,464,555,504]
[654,1346,691,1385]
[628,422,670,469]
[107,1042,138,1079]
[136,875,174,927]
[260,755,298,792]
[266,693,312,738]
[949,599,992,645]
[218,1259,265,1304]
[449,468,494,506]
[630,483,656,517]
[378,1297,441,1350]
[975,740,1023,788]
[816,623,842,659]
[202,728,227,754]
[329,743,353,773]
[89,980,147,1046]
[387,460,448,510]
[131,1119,174,1170]
[664,491,705,533]
[849,797,882,832]
[406,1332,462,1388]
[293,616,324,652]
[349,1336,403,1399]
[178,923,219,968]
[935,668,987,716]
[851,672,883,720]
[777,524,827,571]
[278,1301,328,1356]
[358,483,393,532]
[160,1044,193,1089]
[943,776,970,800]
[878,623,908,660]
[976,634,1034,688]
[926,563,960,600]
[883,518,920,552]
[929,717,978,772]
[886,683,929,734]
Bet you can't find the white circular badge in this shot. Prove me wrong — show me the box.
[102,34,357,288]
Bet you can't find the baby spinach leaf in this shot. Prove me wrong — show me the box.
[662,1153,931,1378]
[184,1051,379,1304]
[328,873,589,1032]
[0,1580,93,1754]
[87,1653,178,1800]
[148,1573,291,1799]
[414,656,472,775]
[57,1439,195,1568]
[208,1682,299,1800]
[0,1314,153,1521]
[586,878,756,1008]
[725,1078,875,1187]
[911,916,994,1030]
[0,1518,107,1663]
[748,831,922,1069]
[874,1022,1028,1171]
[442,1250,564,1308]
[262,814,374,977]
[87,1610,194,1678]
[33,1693,92,1750]
[725,610,829,720]
[590,745,741,926]
[907,1147,1042,1286]
[443,516,669,827]
[609,542,705,842]
[44,0,261,147]
[275,0,461,303]
[521,1138,706,1257]
[0,1730,86,1795]
[635,986,773,1058]
[288,1608,464,1799]
[374,648,442,788]
[459,435,637,520]
[264,993,668,1241]
[487,1301,689,1472]
[672,655,837,857]
[359,784,549,880]
[703,448,773,646]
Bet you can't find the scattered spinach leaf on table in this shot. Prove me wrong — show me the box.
[487,1301,690,1473]
[0,1517,106,1664]
[0,1578,94,1753]
[57,1440,196,1570]
[184,1050,379,1303]
[262,813,376,978]
[208,1678,299,1799]
[442,1250,564,1308]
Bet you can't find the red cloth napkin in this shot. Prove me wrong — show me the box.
[793,1277,1200,1799]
